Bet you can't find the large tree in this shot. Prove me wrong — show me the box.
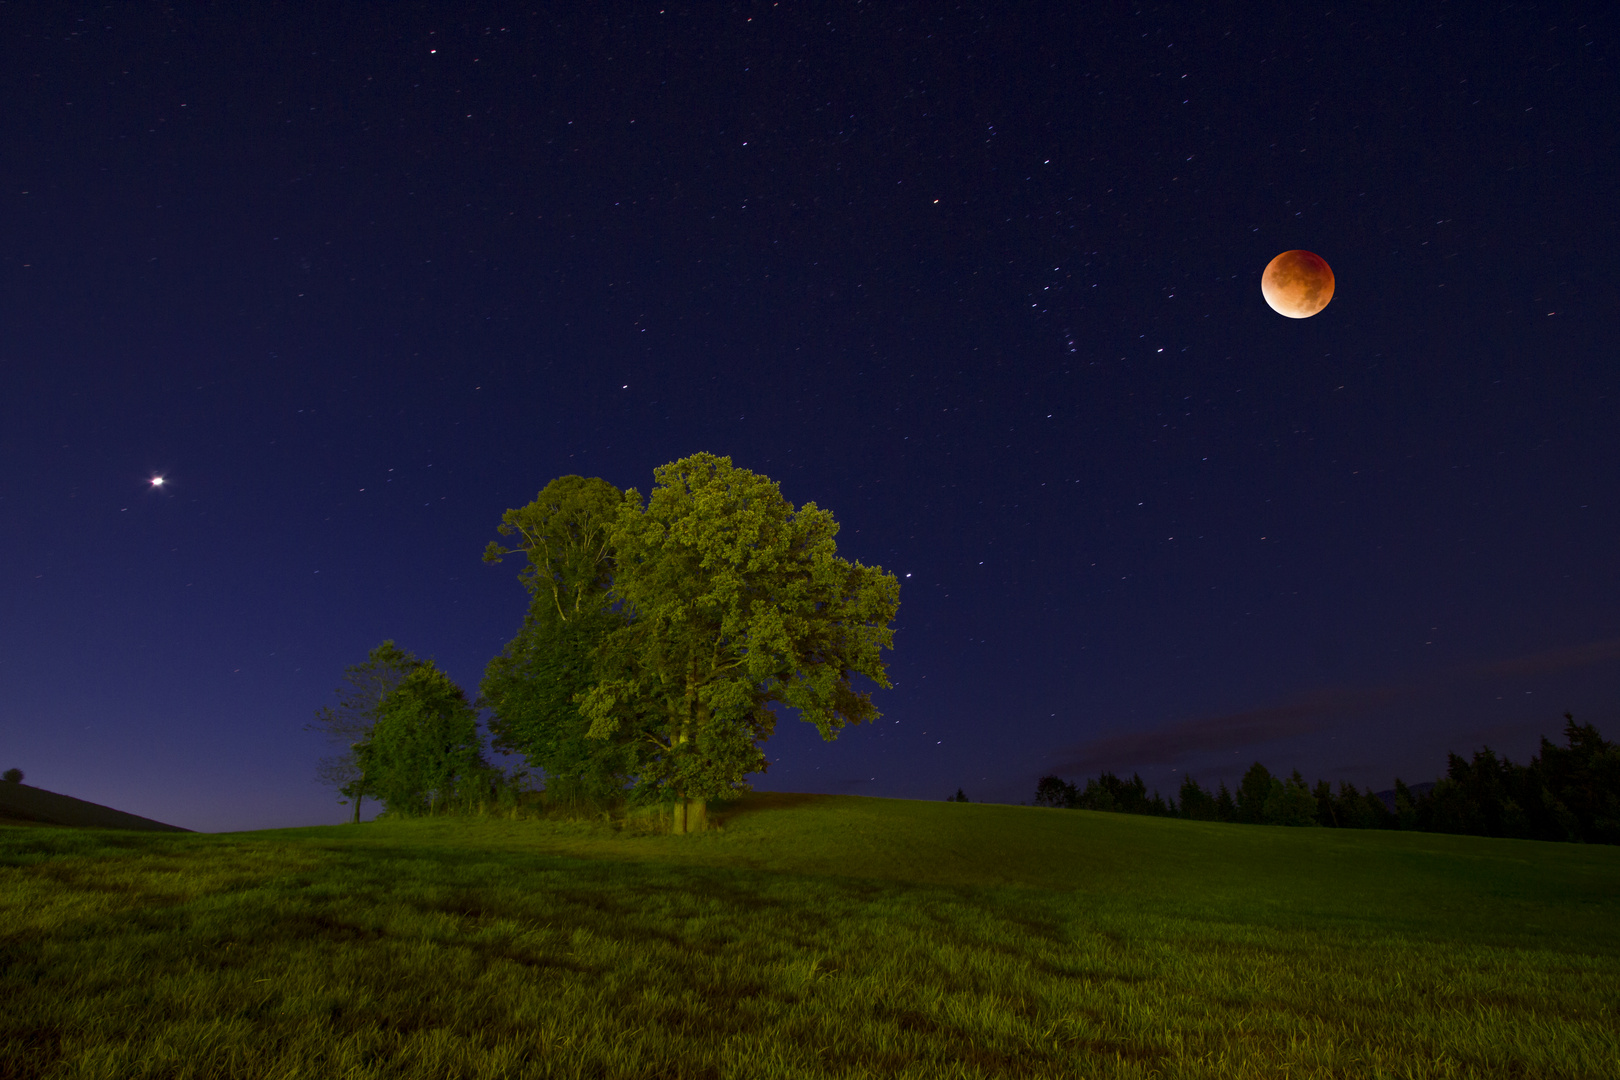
[352,661,488,816]
[580,453,901,833]
[481,476,632,798]
[307,640,423,822]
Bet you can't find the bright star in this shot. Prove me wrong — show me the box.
[150,476,165,487]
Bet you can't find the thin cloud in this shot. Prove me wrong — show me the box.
[1048,690,1393,776]
[1046,637,1620,776]
[1469,638,1620,680]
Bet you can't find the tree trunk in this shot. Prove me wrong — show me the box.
[671,798,708,834]
[352,794,363,825]
[670,675,709,835]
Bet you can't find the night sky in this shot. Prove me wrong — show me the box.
[5,4,1617,833]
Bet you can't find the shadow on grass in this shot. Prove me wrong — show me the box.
[715,791,835,823]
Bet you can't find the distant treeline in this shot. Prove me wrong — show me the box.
[1034,714,1620,845]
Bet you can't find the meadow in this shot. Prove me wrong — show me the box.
[2,793,1617,1079]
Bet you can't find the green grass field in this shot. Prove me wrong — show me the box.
[3,793,1617,1079]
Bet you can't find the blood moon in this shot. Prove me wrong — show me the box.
[1261,249,1335,318]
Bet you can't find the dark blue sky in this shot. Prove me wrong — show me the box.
[4,3,1617,832]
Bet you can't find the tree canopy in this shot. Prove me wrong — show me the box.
[485,454,901,832]
[584,453,901,831]
[483,474,623,622]
[481,475,631,799]
[307,640,423,821]
[352,661,489,816]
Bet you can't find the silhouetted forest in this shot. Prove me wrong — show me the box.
[1033,714,1620,844]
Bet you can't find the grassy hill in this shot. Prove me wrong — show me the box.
[2,793,1617,1078]
[0,781,190,832]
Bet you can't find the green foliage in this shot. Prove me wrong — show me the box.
[578,453,901,826]
[1312,779,1337,826]
[1262,770,1320,827]
[307,641,423,820]
[352,662,491,817]
[4,796,1619,1078]
[1542,716,1620,842]
[1034,772,1174,815]
[1414,715,1620,843]
[1082,771,1161,814]
[1235,761,1274,824]
[481,459,900,833]
[1032,718,1620,846]
[1032,775,1073,808]
[483,474,624,621]
[1334,781,1394,829]
[1,769,20,785]
[480,590,630,798]
[482,475,631,798]
[1178,774,1220,821]
[1393,778,1420,830]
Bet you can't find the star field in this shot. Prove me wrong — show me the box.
[2,3,1617,829]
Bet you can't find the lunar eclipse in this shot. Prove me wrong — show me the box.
[1261,249,1335,318]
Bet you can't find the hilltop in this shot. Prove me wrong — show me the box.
[3,793,1617,1078]
[0,781,189,832]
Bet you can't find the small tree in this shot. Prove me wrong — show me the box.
[352,662,489,816]
[1263,770,1320,826]
[2,768,22,784]
[1337,782,1393,829]
[308,641,423,822]
[1178,775,1218,821]
[1236,762,1275,824]
[1034,775,1077,808]
[1074,771,1154,813]
[1392,779,1419,830]
[1312,779,1338,827]
[581,453,901,833]
[950,788,970,802]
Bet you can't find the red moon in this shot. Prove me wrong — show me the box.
[1261,249,1335,318]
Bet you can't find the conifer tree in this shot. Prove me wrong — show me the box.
[1236,762,1274,824]
[1263,770,1319,826]
[1177,775,1218,821]
[1312,779,1337,826]
[1392,779,1419,830]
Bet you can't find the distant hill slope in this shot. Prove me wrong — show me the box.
[309,792,1619,909]
[0,782,190,832]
